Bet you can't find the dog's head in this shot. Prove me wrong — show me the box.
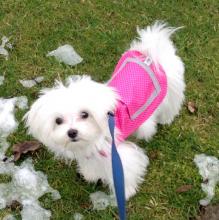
[24,76,117,157]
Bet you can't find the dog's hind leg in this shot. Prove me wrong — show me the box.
[135,117,157,141]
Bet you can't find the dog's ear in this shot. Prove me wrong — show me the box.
[88,85,118,137]
[91,111,112,137]
[23,94,47,139]
[23,88,59,143]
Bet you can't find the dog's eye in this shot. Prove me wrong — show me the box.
[55,117,63,125]
[80,111,89,119]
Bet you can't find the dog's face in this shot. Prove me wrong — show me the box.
[24,76,117,156]
[43,99,101,148]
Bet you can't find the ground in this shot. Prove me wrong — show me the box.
[0,0,218,219]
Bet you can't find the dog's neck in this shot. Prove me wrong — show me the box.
[72,135,112,161]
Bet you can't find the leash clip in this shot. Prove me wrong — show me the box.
[108,111,115,117]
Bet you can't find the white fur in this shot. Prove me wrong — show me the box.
[24,21,185,200]
[131,21,185,140]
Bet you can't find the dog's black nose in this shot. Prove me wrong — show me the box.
[67,129,78,139]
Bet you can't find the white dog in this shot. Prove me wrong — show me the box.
[24,22,185,200]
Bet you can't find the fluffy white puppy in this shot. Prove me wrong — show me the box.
[24,22,185,200]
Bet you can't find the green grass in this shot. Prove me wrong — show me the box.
[0,0,218,219]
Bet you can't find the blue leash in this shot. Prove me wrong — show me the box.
[108,112,126,220]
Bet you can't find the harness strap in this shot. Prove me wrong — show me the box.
[108,112,126,220]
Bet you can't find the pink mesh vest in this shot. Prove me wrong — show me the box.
[108,50,167,140]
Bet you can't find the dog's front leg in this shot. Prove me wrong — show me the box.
[108,141,149,200]
[76,154,106,183]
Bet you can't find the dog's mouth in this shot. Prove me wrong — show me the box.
[69,137,87,143]
[71,138,79,142]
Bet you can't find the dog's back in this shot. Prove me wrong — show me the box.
[130,21,185,125]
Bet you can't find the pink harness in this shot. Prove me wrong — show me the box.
[108,50,167,140]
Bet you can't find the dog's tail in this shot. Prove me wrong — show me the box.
[130,21,185,124]
[130,21,183,66]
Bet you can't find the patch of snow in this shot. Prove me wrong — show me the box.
[14,167,38,189]
[19,76,44,88]
[0,75,5,85]
[5,42,13,50]
[47,44,83,66]
[90,191,116,210]
[0,95,61,219]
[0,97,28,158]
[0,158,61,220]
[3,214,16,220]
[15,96,28,110]
[0,98,18,157]
[21,203,51,220]
[194,154,219,206]
[73,213,84,220]
[0,36,11,60]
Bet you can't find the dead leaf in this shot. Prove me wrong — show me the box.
[6,200,23,211]
[80,203,91,209]
[148,150,159,160]
[12,140,41,161]
[187,101,197,113]
[196,204,219,220]
[176,184,193,193]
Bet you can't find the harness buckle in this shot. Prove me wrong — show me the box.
[144,56,152,66]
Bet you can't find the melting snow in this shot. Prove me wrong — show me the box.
[73,213,84,220]
[19,76,44,88]
[16,96,28,110]
[47,44,83,66]
[0,95,61,219]
[0,158,61,220]
[0,36,12,60]
[194,154,219,206]
[0,75,5,85]
[90,191,116,210]
[2,214,16,220]
[0,96,28,158]
[0,98,19,158]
